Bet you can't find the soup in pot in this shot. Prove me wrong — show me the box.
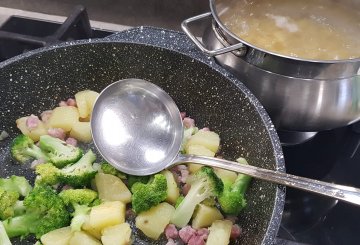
[218,0,360,60]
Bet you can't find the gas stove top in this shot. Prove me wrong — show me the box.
[1,6,359,245]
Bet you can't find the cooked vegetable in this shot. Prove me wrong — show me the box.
[69,231,102,245]
[161,170,180,204]
[135,202,175,240]
[171,166,223,227]
[82,215,101,239]
[0,221,12,245]
[0,188,21,220]
[35,150,97,187]
[101,223,132,245]
[89,201,125,233]
[40,226,72,245]
[48,106,79,132]
[69,121,92,143]
[95,173,131,204]
[39,135,82,168]
[206,219,233,245]
[131,173,167,214]
[100,162,127,179]
[186,144,216,174]
[191,204,224,229]
[2,185,70,238]
[10,134,48,164]
[0,175,32,197]
[16,116,48,142]
[186,130,220,153]
[218,159,252,215]
[59,189,98,232]
[75,90,99,120]
[127,175,150,189]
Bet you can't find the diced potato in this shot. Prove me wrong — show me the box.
[95,173,131,204]
[48,106,79,132]
[101,223,132,245]
[75,90,99,119]
[69,121,92,143]
[214,168,238,184]
[90,201,126,232]
[82,215,102,240]
[186,130,220,153]
[186,144,216,174]
[135,202,175,240]
[206,220,233,245]
[69,231,102,245]
[40,226,72,245]
[192,204,224,229]
[16,116,48,142]
[161,170,179,204]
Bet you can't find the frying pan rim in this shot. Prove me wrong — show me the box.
[0,27,285,244]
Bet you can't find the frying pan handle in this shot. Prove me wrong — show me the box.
[174,154,360,206]
[181,12,246,56]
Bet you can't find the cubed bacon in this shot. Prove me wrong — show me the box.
[196,228,209,240]
[65,137,78,146]
[179,226,196,243]
[165,238,176,245]
[26,114,40,130]
[59,101,67,107]
[200,127,210,131]
[180,112,186,120]
[179,169,189,184]
[165,224,179,239]
[188,234,205,245]
[230,224,242,240]
[40,110,53,123]
[47,128,66,140]
[183,117,195,128]
[182,183,191,196]
[66,98,77,107]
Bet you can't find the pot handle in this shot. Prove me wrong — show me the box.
[181,12,246,56]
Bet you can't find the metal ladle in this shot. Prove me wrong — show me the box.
[91,79,360,206]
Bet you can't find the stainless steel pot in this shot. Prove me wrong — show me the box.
[182,0,360,132]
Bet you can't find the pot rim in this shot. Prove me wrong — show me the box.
[209,0,360,64]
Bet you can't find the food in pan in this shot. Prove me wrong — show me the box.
[0,89,251,245]
[219,0,360,60]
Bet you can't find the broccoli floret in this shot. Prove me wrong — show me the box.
[127,175,150,189]
[11,134,49,164]
[0,221,12,245]
[39,135,82,168]
[35,150,97,187]
[0,176,32,197]
[59,150,97,187]
[101,162,127,179]
[3,185,70,239]
[170,166,223,228]
[218,173,251,215]
[0,188,20,220]
[131,174,167,213]
[59,189,98,232]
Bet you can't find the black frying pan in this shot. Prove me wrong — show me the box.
[0,27,285,245]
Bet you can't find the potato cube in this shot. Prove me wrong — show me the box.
[69,231,102,245]
[48,106,79,132]
[40,226,72,245]
[82,215,102,240]
[161,170,180,204]
[135,202,175,240]
[192,204,224,229]
[69,121,92,143]
[214,168,237,184]
[90,201,125,232]
[206,220,233,245]
[16,116,48,142]
[101,223,132,245]
[186,130,220,153]
[186,144,216,173]
[75,90,99,119]
[95,173,131,204]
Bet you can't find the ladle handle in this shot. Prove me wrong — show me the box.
[174,154,360,206]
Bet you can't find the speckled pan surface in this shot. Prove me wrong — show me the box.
[0,27,285,245]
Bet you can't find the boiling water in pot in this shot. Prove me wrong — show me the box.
[219,0,360,60]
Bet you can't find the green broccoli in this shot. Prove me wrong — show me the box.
[131,174,167,213]
[127,175,150,189]
[59,189,98,232]
[218,173,251,215]
[101,162,127,179]
[0,175,32,197]
[2,185,70,239]
[35,150,97,187]
[10,134,49,164]
[39,135,82,168]
[0,221,12,245]
[0,188,20,220]
[170,166,223,228]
